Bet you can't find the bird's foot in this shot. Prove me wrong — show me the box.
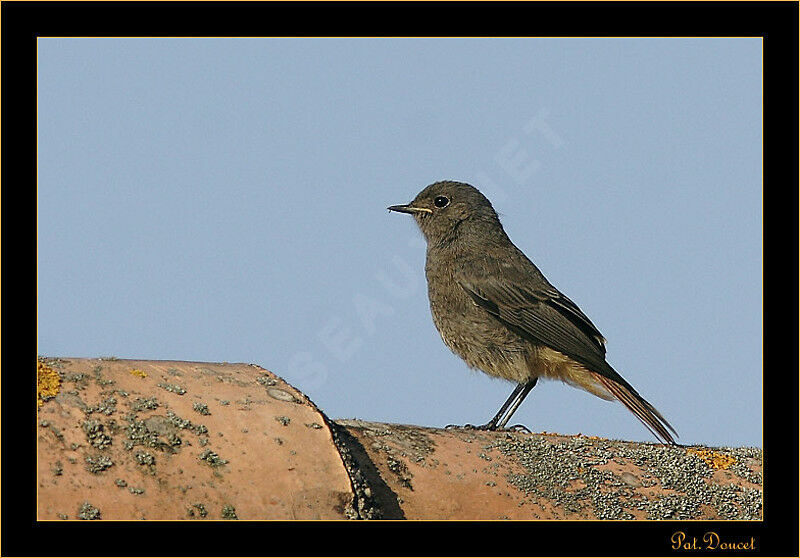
[504,424,532,433]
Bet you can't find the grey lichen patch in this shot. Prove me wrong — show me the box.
[386,456,414,490]
[85,454,114,474]
[198,449,228,468]
[82,419,112,449]
[646,493,701,520]
[351,420,436,465]
[165,409,208,436]
[86,394,118,416]
[274,416,291,426]
[77,502,101,520]
[128,487,145,495]
[158,382,187,395]
[129,397,160,412]
[165,409,192,429]
[115,478,128,488]
[52,461,63,476]
[135,450,156,467]
[724,446,763,486]
[305,422,323,429]
[619,444,761,520]
[221,505,238,519]
[192,402,210,416]
[488,434,762,520]
[256,374,277,387]
[124,415,182,453]
[496,436,635,519]
[187,503,208,518]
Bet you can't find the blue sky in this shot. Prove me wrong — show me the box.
[37,38,761,447]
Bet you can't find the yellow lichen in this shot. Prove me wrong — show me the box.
[686,447,736,470]
[37,361,61,407]
[130,368,148,378]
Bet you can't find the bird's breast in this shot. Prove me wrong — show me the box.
[424,251,532,383]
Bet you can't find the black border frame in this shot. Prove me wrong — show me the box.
[6,1,797,556]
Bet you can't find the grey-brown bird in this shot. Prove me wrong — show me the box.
[388,180,677,444]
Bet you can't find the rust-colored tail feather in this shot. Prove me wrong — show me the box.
[591,372,678,445]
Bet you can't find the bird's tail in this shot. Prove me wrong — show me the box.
[590,371,678,445]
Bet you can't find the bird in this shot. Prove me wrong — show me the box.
[388,180,677,445]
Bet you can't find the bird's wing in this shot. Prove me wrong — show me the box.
[458,276,678,444]
[532,285,608,352]
[457,276,610,374]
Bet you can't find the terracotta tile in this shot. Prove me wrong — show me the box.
[37,357,762,521]
[37,358,353,520]
[334,420,762,520]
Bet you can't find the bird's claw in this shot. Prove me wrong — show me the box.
[505,424,532,433]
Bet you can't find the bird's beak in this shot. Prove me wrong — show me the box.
[387,204,432,215]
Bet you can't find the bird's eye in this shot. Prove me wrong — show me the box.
[434,196,450,208]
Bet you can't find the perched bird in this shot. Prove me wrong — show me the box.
[388,180,677,445]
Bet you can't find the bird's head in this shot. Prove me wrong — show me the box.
[388,180,502,246]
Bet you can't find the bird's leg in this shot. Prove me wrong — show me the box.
[473,382,527,430]
[495,378,538,431]
[446,379,537,431]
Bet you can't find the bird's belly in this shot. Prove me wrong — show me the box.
[429,294,534,383]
